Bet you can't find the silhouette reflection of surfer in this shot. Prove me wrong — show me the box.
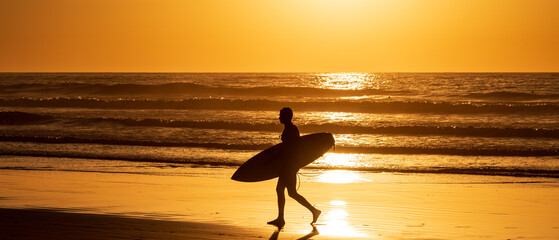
[269,225,319,240]
[267,107,321,228]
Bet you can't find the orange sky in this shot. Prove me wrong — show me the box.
[0,0,557,72]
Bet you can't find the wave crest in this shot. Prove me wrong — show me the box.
[1,135,557,156]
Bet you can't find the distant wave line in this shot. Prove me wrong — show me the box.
[0,82,406,97]
[2,98,558,114]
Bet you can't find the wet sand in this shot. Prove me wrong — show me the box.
[0,208,262,240]
[1,166,559,239]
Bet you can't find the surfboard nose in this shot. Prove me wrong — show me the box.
[327,132,336,151]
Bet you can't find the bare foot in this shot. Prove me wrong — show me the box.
[311,209,321,225]
[267,218,285,228]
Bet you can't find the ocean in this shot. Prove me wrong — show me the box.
[1,72,558,178]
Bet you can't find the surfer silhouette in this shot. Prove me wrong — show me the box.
[267,107,321,228]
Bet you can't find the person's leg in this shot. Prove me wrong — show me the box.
[284,172,321,224]
[267,177,286,227]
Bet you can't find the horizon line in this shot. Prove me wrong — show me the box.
[1,71,558,74]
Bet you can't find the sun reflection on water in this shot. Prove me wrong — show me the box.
[314,73,379,90]
[318,153,358,167]
[323,111,358,122]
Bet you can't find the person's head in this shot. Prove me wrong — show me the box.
[279,107,293,124]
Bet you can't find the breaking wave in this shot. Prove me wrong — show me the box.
[1,135,557,156]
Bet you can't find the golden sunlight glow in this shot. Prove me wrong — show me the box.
[1,1,558,72]
[318,170,367,184]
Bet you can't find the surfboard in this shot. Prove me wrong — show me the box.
[231,132,335,182]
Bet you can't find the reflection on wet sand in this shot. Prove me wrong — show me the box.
[304,170,369,237]
[270,198,367,239]
[314,200,368,238]
[269,226,319,240]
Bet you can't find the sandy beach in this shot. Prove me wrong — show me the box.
[1,161,559,240]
